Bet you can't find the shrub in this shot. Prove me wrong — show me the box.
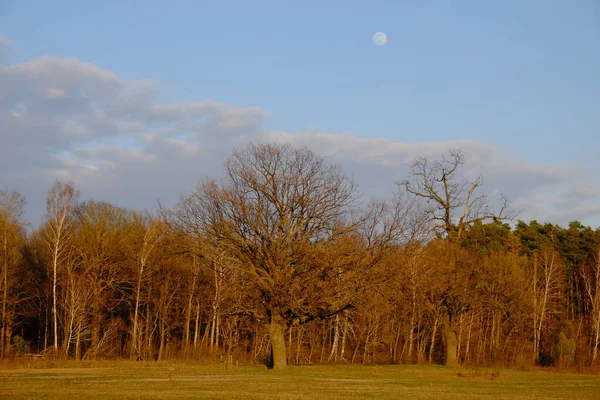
[11,335,29,357]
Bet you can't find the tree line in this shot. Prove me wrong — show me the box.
[1,143,600,369]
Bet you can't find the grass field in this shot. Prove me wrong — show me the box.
[1,362,599,399]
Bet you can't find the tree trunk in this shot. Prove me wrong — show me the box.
[267,313,287,370]
[429,316,438,363]
[593,310,600,365]
[91,294,101,359]
[209,309,216,351]
[131,267,143,360]
[215,313,220,350]
[158,319,165,361]
[328,315,340,362]
[201,315,210,350]
[52,247,59,355]
[184,272,197,350]
[418,329,427,363]
[4,323,12,358]
[193,300,201,351]
[407,285,417,364]
[464,312,474,365]
[340,317,348,361]
[145,290,153,360]
[393,324,402,363]
[296,324,304,364]
[288,326,293,364]
[1,231,7,359]
[44,303,49,351]
[64,275,75,358]
[444,313,459,366]
[457,314,463,363]
[362,326,371,364]
[74,320,82,361]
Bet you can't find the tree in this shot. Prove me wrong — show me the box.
[514,220,560,257]
[532,247,563,364]
[582,248,600,365]
[399,150,513,366]
[172,143,358,369]
[128,213,167,360]
[43,181,78,355]
[557,221,598,318]
[0,190,26,358]
[71,200,131,358]
[462,220,512,256]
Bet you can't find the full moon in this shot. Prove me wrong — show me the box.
[373,32,387,46]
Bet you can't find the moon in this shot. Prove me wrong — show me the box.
[373,32,387,46]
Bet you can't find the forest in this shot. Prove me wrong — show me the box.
[1,142,599,370]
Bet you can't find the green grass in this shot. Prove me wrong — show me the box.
[1,362,599,399]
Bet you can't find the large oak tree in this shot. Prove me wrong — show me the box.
[172,143,358,369]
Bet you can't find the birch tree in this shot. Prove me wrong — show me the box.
[532,247,562,364]
[129,214,166,360]
[44,181,78,355]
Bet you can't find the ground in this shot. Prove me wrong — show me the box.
[1,362,599,399]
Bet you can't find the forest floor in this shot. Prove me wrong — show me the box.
[1,362,599,399]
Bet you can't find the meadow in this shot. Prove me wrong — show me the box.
[1,362,599,399]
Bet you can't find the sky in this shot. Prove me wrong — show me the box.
[1,0,599,228]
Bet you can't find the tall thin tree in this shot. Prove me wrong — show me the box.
[44,181,78,355]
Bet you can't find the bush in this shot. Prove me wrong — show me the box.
[552,332,576,368]
[11,335,29,357]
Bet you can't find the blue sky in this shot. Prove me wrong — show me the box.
[1,0,599,226]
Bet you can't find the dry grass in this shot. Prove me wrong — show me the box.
[1,361,599,399]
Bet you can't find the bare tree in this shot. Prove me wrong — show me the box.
[73,201,133,358]
[128,213,166,360]
[399,150,514,366]
[172,143,358,369]
[532,247,563,364]
[62,266,92,360]
[44,181,78,356]
[401,150,511,243]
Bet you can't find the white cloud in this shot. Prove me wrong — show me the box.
[1,56,120,100]
[163,139,199,156]
[216,107,269,131]
[149,101,222,119]
[46,88,68,98]
[0,52,598,228]
[267,131,498,166]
